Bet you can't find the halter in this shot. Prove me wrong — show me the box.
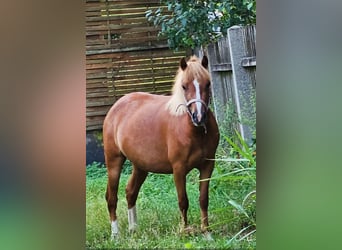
[186,99,209,134]
[185,99,209,111]
[176,98,210,134]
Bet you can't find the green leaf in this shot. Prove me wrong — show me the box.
[228,200,250,219]
[184,242,193,249]
[144,0,255,50]
[224,129,256,166]
[247,3,254,10]
[227,225,252,246]
[223,135,251,163]
[145,10,152,18]
[211,158,250,162]
[181,18,187,26]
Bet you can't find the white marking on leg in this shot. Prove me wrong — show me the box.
[193,79,202,121]
[128,205,137,232]
[111,220,119,239]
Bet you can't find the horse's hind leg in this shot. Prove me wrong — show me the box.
[104,147,125,238]
[125,165,148,232]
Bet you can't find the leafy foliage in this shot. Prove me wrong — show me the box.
[146,0,256,49]
[211,128,256,247]
[86,162,107,179]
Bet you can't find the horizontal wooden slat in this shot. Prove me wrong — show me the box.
[86,24,159,33]
[241,57,256,67]
[86,60,178,70]
[86,0,186,131]
[211,63,232,72]
[86,44,170,55]
[86,98,115,108]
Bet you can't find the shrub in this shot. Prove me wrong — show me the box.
[146,0,256,50]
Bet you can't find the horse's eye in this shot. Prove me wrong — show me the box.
[182,85,187,90]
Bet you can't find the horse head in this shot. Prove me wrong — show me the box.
[179,56,211,127]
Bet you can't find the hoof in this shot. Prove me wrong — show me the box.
[128,224,138,234]
[128,206,137,234]
[110,220,119,240]
[110,232,119,241]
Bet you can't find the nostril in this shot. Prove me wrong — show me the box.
[192,111,198,123]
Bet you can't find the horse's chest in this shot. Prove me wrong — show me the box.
[187,145,206,167]
[170,141,203,168]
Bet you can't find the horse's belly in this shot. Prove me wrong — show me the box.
[118,125,173,174]
[134,158,173,174]
[123,147,173,174]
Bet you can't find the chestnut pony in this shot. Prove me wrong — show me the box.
[103,56,219,239]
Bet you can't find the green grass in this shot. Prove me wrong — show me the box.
[86,152,256,249]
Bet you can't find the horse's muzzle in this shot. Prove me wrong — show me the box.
[186,99,208,127]
[191,110,207,126]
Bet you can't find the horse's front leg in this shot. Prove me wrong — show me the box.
[198,162,214,240]
[172,168,189,231]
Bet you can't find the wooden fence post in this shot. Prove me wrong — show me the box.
[205,25,256,144]
[228,25,256,144]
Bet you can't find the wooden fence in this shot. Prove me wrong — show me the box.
[86,0,256,140]
[86,0,187,130]
[205,25,256,144]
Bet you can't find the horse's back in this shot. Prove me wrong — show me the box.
[105,92,167,122]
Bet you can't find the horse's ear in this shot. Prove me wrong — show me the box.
[202,56,208,69]
[180,57,187,70]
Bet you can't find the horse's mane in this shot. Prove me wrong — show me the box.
[166,56,210,116]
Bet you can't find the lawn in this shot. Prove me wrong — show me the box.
[86,150,256,249]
